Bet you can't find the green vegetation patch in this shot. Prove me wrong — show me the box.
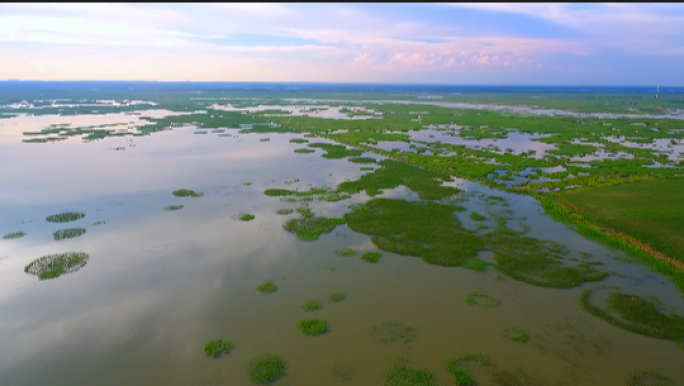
[360,167,375,171]
[248,355,285,385]
[164,205,184,211]
[204,339,234,358]
[348,157,377,164]
[335,248,356,256]
[53,228,86,241]
[372,320,416,344]
[344,198,483,267]
[3,231,26,240]
[330,292,346,302]
[307,142,364,159]
[24,252,89,280]
[294,148,316,154]
[239,213,256,221]
[303,300,321,311]
[172,189,204,197]
[331,363,355,382]
[46,211,84,223]
[276,208,294,215]
[297,318,329,336]
[626,370,674,386]
[502,327,529,342]
[283,214,345,241]
[464,291,501,308]
[257,280,278,294]
[384,362,436,386]
[470,211,486,221]
[580,287,684,346]
[362,252,382,263]
[289,138,309,144]
[444,353,491,386]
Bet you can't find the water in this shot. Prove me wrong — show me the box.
[409,129,556,158]
[1,110,683,386]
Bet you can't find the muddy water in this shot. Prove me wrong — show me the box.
[1,111,683,386]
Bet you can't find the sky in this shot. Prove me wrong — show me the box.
[1,3,683,85]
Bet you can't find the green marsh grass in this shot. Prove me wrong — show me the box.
[297,319,328,336]
[444,353,491,386]
[372,321,416,344]
[239,213,256,221]
[53,228,86,241]
[248,355,285,384]
[470,211,486,221]
[335,248,356,256]
[348,157,377,164]
[330,293,346,302]
[626,370,673,386]
[362,252,382,263]
[276,208,294,215]
[46,212,84,223]
[384,362,436,386]
[289,138,309,144]
[257,280,278,294]
[204,339,234,358]
[164,205,184,211]
[243,182,253,186]
[294,148,315,154]
[307,143,363,159]
[502,327,529,342]
[360,167,374,171]
[464,291,501,307]
[303,300,321,311]
[172,189,204,197]
[3,231,26,240]
[92,221,105,226]
[283,215,345,241]
[24,252,89,280]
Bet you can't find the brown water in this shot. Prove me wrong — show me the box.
[1,111,683,386]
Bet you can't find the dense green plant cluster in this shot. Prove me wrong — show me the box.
[470,211,486,221]
[330,293,346,302]
[348,157,377,164]
[53,228,86,241]
[444,353,491,386]
[289,138,309,144]
[239,213,256,221]
[361,252,382,263]
[303,300,321,311]
[276,208,294,215]
[248,355,285,384]
[257,280,278,294]
[297,318,328,336]
[2,231,26,239]
[24,252,89,280]
[172,189,204,197]
[384,362,436,386]
[204,339,234,358]
[283,215,345,241]
[502,327,529,342]
[46,211,85,223]
[307,142,364,159]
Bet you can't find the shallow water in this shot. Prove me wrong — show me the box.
[211,104,382,120]
[1,110,683,386]
[409,129,556,158]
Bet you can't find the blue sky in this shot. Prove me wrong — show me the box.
[1,3,683,85]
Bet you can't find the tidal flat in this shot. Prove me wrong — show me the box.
[0,88,683,386]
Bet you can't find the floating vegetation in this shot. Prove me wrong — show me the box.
[53,228,86,241]
[344,199,482,268]
[331,363,355,382]
[92,221,106,226]
[3,231,26,240]
[46,211,84,223]
[384,362,436,386]
[294,148,315,154]
[626,370,674,386]
[283,214,345,241]
[204,339,234,358]
[194,130,208,134]
[243,182,253,186]
[330,293,346,302]
[298,318,328,336]
[257,280,278,294]
[335,248,356,256]
[372,320,416,344]
[24,252,89,280]
[444,353,491,386]
[362,252,382,263]
[259,138,270,142]
[348,157,377,164]
[464,291,501,307]
[580,287,684,346]
[303,300,321,311]
[307,143,364,159]
[172,189,204,197]
[248,355,285,385]
[164,205,184,211]
[470,211,486,221]
[289,138,309,144]
[502,327,529,342]
[239,213,256,221]
[360,167,374,171]
[276,208,294,215]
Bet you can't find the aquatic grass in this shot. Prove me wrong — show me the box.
[164,205,184,211]
[248,355,285,385]
[283,215,345,241]
[502,327,529,342]
[239,213,256,221]
[289,138,309,144]
[294,148,315,154]
[307,142,364,159]
[384,362,436,386]
[243,182,253,186]
[489,368,543,386]
[470,211,486,221]
[360,167,375,171]
[204,339,234,358]
[172,189,204,197]
[259,138,270,142]
[444,353,491,386]
[626,370,673,386]
[276,208,294,215]
[348,157,377,164]
[24,252,89,280]
[46,211,84,223]
[3,231,26,240]
[303,300,321,311]
[331,363,355,382]
[257,280,278,294]
[330,293,346,302]
[372,320,416,344]
[297,319,328,336]
[580,287,684,345]
[92,221,105,226]
[335,248,356,256]
[464,291,501,307]
[362,252,382,263]
[53,228,86,241]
